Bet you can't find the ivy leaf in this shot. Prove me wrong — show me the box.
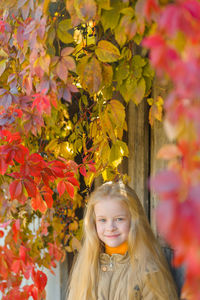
[0,59,7,77]
[66,0,82,26]
[131,77,146,104]
[109,140,128,168]
[65,181,74,198]
[9,180,22,200]
[101,8,120,31]
[101,63,113,87]
[77,56,102,94]
[74,0,97,22]
[107,100,125,128]
[24,178,37,197]
[0,156,8,175]
[31,193,47,213]
[32,270,47,292]
[95,40,120,63]
[57,19,74,44]
[57,180,66,197]
[56,61,68,82]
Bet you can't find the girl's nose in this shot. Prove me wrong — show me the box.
[107,220,116,231]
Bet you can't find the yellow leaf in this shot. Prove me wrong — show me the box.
[78,56,102,95]
[107,100,125,128]
[101,63,113,87]
[95,40,120,62]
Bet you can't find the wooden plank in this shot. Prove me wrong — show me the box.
[127,100,150,216]
[150,119,169,235]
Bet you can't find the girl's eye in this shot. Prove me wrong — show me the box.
[98,218,106,222]
[116,217,124,221]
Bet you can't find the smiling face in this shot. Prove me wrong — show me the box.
[94,197,131,248]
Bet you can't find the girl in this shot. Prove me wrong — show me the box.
[67,181,178,299]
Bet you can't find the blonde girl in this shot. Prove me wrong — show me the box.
[67,181,178,299]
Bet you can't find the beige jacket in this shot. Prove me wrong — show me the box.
[98,252,178,300]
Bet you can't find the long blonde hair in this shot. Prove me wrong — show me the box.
[67,181,178,300]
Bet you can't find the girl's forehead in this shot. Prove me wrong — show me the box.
[94,197,129,216]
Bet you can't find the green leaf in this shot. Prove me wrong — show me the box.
[120,7,135,16]
[114,25,126,47]
[143,62,155,78]
[101,8,120,31]
[95,40,120,63]
[57,19,74,44]
[115,61,129,86]
[47,26,56,46]
[131,77,146,105]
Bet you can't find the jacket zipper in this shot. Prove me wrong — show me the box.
[109,256,113,269]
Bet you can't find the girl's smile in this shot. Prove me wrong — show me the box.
[94,197,131,248]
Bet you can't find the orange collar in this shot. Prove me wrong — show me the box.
[105,241,128,255]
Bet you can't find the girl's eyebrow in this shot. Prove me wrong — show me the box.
[96,214,127,218]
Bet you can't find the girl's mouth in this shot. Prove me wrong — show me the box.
[105,234,120,238]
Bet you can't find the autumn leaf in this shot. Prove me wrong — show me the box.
[95,40,120,62]
[57,180,65,197]
[77,56,102,94]
[157,144,182,160]
[74,0,97,22]
[9,180,22,200]
[31,193,47,213]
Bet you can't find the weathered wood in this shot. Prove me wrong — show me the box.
[127,100,150,216]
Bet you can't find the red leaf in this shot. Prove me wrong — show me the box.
[65,181,74,198]
[151,170,182,195]
[0,156,8,175]
[0,230,4,238]
[43,192,53,208]
[57,181,65,197]
[19,245,27,263]
[14,145,29,164]
[66,176,80,187]
[12,220,20,243]
[11,260,21,274]
[32,93,51,115]
[9,180,22,200]
[31,193,47,213]
[24,178,37,197]
[88,163,96,173]
[79,165,87,176]
[33,270,47,292]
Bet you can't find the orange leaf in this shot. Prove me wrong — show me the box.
[31,193,47,213]
[157,144,182,160]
